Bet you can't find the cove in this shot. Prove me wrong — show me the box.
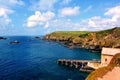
[0,36,101,80]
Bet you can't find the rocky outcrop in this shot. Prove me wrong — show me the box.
[44,27,120,52]
[0,37,7,40]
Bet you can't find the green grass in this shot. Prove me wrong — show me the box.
[97,27,119,33]
[45,27,120,47]
[54,31,89,36]
[96,27,120,36]
[97,28,113,34]
[49,27,120,39]
[45,27,120,80]
[50,31,89,39]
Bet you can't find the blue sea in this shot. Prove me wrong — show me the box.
[0,36,101,80]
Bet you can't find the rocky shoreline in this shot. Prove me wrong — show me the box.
[43,27,120,52]
[43,38,101,52]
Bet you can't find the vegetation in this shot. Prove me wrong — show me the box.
[44,27,120,49]
[50,31,89,39]
[86,53,120,80]
[44,27,120,79]
[47,27,120,39]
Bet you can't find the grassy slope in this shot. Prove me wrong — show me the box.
[86,53,120,80]
[45,27,120,48]
[47,27,120,39]
[50,31,89,38]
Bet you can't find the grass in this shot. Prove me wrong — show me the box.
[49,27,120,39]
[45,27,120,47]
[96,27,120,34]
[44,27,120,79]
[54,31,89,36]
[50,31,89,39]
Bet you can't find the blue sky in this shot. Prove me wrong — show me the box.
[0,0,120,36]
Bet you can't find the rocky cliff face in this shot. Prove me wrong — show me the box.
[44,27,120,52]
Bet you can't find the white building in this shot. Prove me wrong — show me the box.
[88,47,120,69]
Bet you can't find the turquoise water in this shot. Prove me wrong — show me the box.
[0,36,101,80]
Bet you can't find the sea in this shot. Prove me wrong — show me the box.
[0,36,101,80]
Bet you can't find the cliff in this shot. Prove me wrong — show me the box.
[44,27,120,52]
[86,53,120,80]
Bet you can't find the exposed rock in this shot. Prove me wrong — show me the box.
[10,40,20,44]
[0,37,7,40]
[43,27,120,52]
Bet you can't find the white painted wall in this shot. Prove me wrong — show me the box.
[102,47,120,55]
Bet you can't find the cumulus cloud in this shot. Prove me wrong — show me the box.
[83,5,120,30]
[48,5,120,32]
[25,5,120,34]
[82,16,113,29]
[69,5,120,31]
[0,8,14,27]
[0,0,24,28]
[104,6,120,22]
[0,8,13,17]
[30,0,57,11]
[27,11,55,27]
[59,6,80,17]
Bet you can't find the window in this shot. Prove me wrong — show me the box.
[105,58,107,62]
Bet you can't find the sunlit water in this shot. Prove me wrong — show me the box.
[0,36,101,80]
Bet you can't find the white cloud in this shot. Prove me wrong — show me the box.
[0,0,24,7]
[25,5,120,34]
[30,0,57,11]
[0,8,13,17]
[50,6,119,32]
[0,7,14,27]
[0,0,24,28]
[27,11,55,27]
[44,22,49,28]
[84,5,92,13]
[88,19,97,27]
[79,27,87,31]
[104,6,120,22]
[59,6,80,17]
[86,16,113,29]
[61,0,72,5]
[73,5,120,31]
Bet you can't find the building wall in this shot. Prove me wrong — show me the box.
[88,62,101,69]
[102,47,120,55]
[101,54,113,65]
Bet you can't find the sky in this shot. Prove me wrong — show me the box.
[0,0,120,36]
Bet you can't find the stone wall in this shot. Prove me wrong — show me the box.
[101,47,120,66]
[87,62,101,69]
[102,47,120,55]
[101,54,113,66]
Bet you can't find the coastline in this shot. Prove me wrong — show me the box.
[86,53,120,80]
[43,28,120,80]
[43,27,120,52]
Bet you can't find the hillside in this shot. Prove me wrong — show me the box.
[44,27,120,52]
[86,53,120,80]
